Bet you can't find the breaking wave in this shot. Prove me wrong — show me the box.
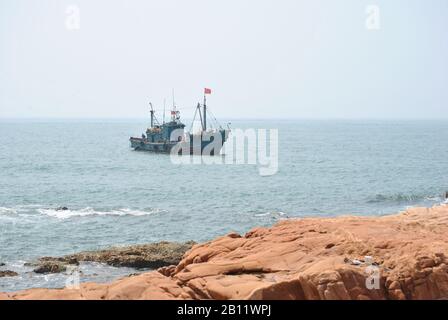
[254,211,287,219]
[37,207,164,219]
[0,207,18,215]
[0,205,164,220]
[366,193,445,205]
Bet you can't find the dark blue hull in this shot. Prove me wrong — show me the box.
[130,130,229,155]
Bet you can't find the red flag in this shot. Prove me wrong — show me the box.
[204,88,212,95]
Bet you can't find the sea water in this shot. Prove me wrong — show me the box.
[1,119,447,291]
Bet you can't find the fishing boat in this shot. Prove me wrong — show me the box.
[129,88,230,155]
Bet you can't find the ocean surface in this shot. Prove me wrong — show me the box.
[1,119,447,291]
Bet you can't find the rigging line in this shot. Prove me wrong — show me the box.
[207,107,222,128]
[189,106,199,132]
[197,104,204,131]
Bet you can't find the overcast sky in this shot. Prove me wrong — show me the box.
[1,0,447,119]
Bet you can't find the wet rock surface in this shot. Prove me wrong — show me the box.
[3,206,448,300]
[28,241,196,274]
[33,261,68,274]
[0,271,18,278]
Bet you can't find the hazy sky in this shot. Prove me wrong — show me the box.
[1,0,447,119]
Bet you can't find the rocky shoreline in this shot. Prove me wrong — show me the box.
[25,241,196,274]
[1,205,448,300]
[0,271,18,278]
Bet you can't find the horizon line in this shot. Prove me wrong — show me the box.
[1,117,448,121]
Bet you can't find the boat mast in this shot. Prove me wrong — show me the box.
[149,102,154,128]
[163,98,166,124]
[203,93,207,131]
[202,88,211,131]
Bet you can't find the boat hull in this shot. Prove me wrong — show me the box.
[130,130,229,155]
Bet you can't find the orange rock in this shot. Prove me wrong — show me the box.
[4,205,448,300]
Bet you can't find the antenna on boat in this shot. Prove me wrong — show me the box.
[171,88,177,122]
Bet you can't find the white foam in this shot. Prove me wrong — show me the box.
[425,196,442,201]
[254,211,287,218]
[37,207,164,219]
[0,205,46,216]
[0,207,17,215]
